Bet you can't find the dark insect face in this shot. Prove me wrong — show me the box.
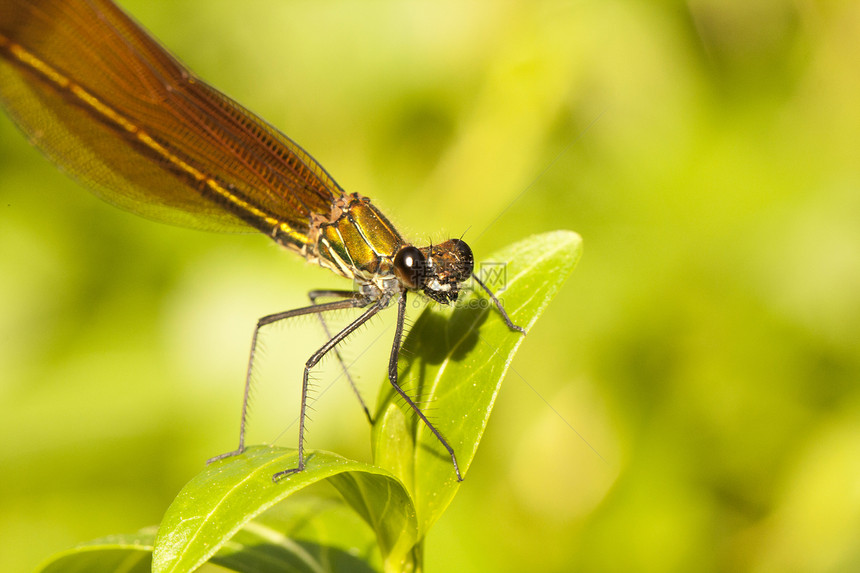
[417,238,474,304]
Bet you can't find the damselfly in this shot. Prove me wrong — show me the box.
[0,0,523,481]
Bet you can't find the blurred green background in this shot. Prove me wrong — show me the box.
[2,0,859,571]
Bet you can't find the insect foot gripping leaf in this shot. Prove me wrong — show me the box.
[372,230,583,534]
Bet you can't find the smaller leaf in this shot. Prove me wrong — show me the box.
[327,471,417,572]
[35,531,155,573]
[152,446,417,573]
[213,497,381,573]
[36,498,382,573]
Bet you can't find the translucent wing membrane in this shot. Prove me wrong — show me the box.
[0,0,342,242]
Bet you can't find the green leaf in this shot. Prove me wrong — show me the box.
[37,498,382,573]
[372,230,583,533]
[35,531,155,573]
[209,497,381,573]
[152,446,417,573]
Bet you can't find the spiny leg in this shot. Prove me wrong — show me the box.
[208,296,372,465]
[272,299,386,481]
[309,290,373,423]
[386,291,464,482]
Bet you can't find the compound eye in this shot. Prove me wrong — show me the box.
[450,238,474,277]
[393,246,427,290]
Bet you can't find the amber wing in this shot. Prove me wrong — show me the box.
[0,0,342,246]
